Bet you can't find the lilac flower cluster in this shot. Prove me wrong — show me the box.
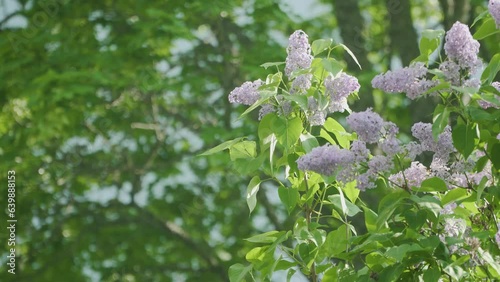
[371,62,437,100]
[438,22,483,90]
[228,79,264,105]
[324,73,360,113]
[346,108,384,143]
[259,104,275,120]
[478,81,500,109]
[444,22,480,69]
[307,97,327,126]
[388,161,429,188]
[297,144,354,176]
[285,30,313,94]
[298,109,401,190]
[489,0,500,28]
[410,122,455,161]
[392,123,494,189]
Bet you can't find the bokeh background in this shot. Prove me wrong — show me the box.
[0,0,499,281]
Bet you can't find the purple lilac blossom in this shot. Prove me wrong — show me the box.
[351,140,369,162]
[443,218,467,237]
[389,161,429,188]
[404,141,423,160]
[444,22,480,69]
[356,172,376,191]
[228,79,263,105]
[440,202,457,215]
[368,155,393,174]
[371,62,434,100]
[258,104,275,120]
[291,74,313,94]
[346,109,384,143]
[285,30,313,78]
[297,144,355,176]
[489,0,500,28]
[324,73,360,112]
[307,97,326,126]
[380,137,401,156]
[439,60,461,86]
[411,122,455,160]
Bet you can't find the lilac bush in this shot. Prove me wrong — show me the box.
[205,11,500,281]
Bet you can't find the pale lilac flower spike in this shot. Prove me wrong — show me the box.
[285,30,313,77]
[489,0,500,28]
[297,144,354,176]
[285,30,313,94]
[444,22,480,69]
[228,79,264,105]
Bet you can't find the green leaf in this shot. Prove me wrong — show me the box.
[246,176,261,214]
[473,18,500,40]
[278,185,300,214]
[198,137,244,156]
[481,54,500,84]
[384,244,423,261]
[432,104,449,140]
[323,117,351,148]
[287,269,296,282]
[230,141,257,161]
[245,246,268,263]
[452,124,476,159]
[478,248,500,276]
[471,10,490,27]
[300,133,319,153]
[443,265,466,281]
[328,194,361,217]
[409,195,442,217]
[423,266,441,282]
[324,225,349,256]
[281,93,309,110]
[415,29,444,63]
[320,128,337,145]
[414,177,448,192]
[342,180,360,203]
[363,207,378,232]
[258,113,276,140]
[379,264,404,282]
[336,43,362,70]
[311,38,332,56]
[245,230,285,243]
[260,61,285,69]
[376,190,410,231]
[273,116,303,150]
[491,143,500,170]
[441,188,468,206]
[323,266,339,281]
[467,106,494,121]
[275,259,296,271]
[321,58,343,76]
[228,263,253,282]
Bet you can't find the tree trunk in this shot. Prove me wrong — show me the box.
[332,0,371,71]
[385,0,419,66]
